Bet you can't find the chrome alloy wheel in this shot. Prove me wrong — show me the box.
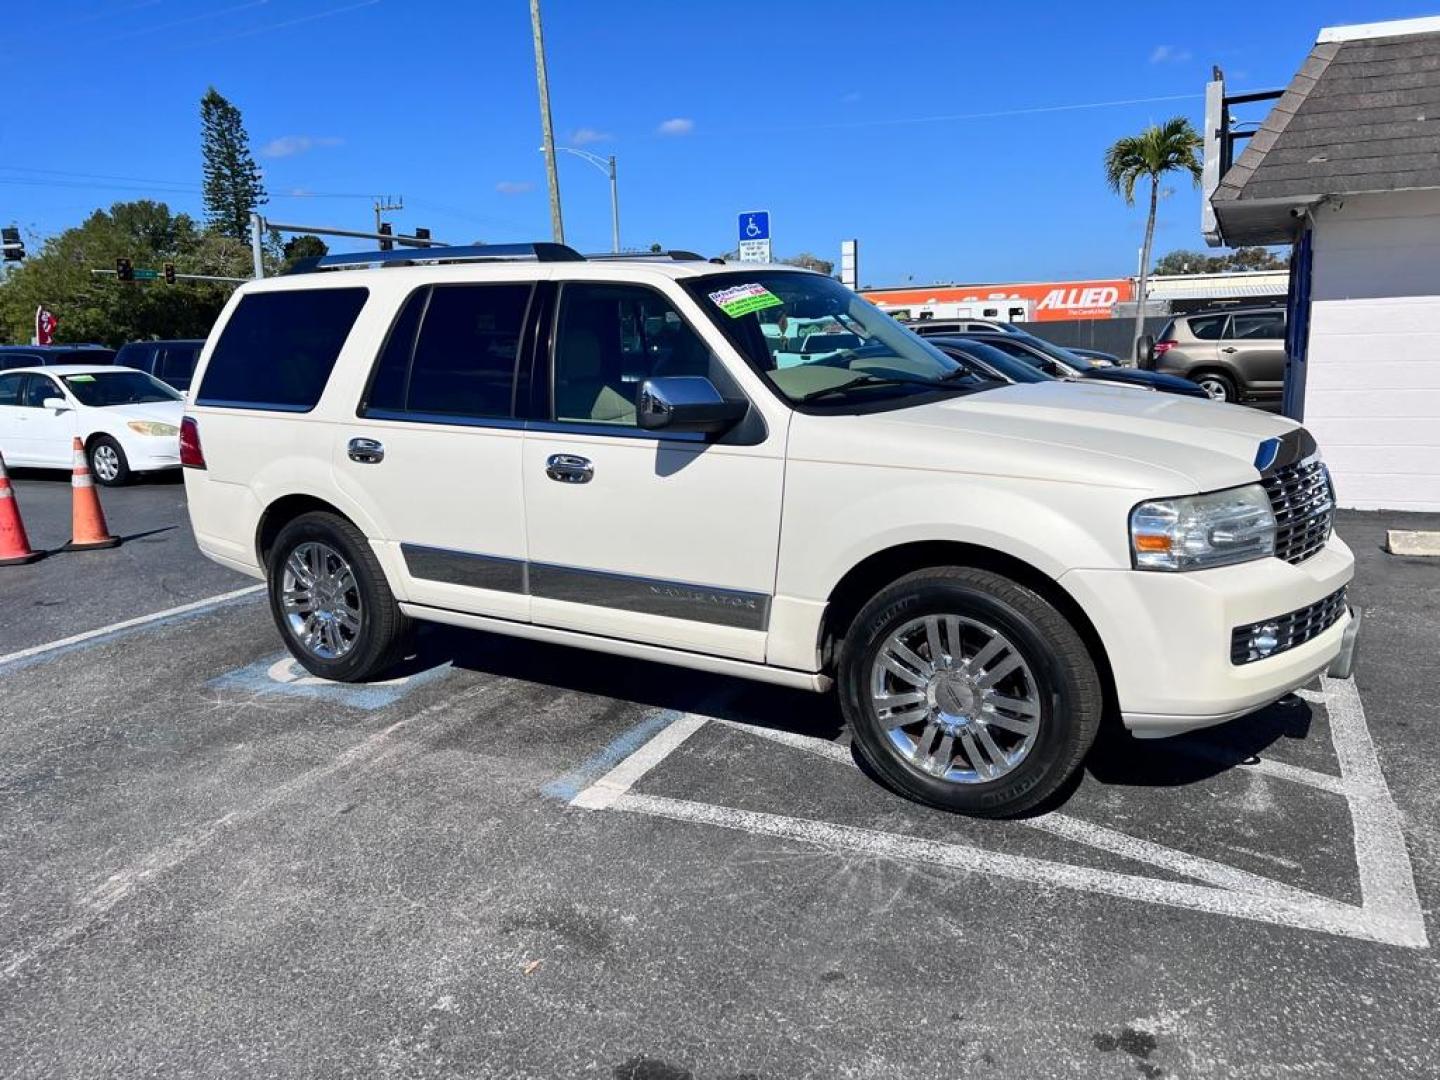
[281,541,362,660]
[1197,376,1230,402]
[869,615,1041,784]
[91,444,120,482]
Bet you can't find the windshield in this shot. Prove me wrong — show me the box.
[1010,332,1095,371]
[934,340,1053,384]
[62,370,182,407]
[684,272,996,405]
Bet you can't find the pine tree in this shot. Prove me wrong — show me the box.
[200,87,267,240]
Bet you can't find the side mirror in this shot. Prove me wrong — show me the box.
[42,397,71,412]
[636,376,746,435]
[1136,334,1155,368]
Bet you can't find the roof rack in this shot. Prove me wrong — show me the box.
[284,242,585,275]
[584,249,710,262]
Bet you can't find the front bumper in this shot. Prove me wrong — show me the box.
[1061,534,1356,738]
[120,435,182,473]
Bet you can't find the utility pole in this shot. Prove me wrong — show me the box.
[542,146,621,251]
[529,0,565,244]
[374,195,404,235]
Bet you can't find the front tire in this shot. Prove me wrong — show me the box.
[266,511,411,682]
[838,567,1102,818]
[89,436,130,486]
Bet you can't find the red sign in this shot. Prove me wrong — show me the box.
[862,278,1133,321]
[35,306,57,345]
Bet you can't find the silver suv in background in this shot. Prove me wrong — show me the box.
[1147,306,1287,406]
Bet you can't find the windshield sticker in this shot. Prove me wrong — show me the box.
[67,375,96,383]
[709,283,784,319]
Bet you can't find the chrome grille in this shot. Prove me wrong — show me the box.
[1260,456,1334,565]
[1231,587,1348,665]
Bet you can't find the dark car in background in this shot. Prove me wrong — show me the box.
[1146,306,1286,406]
[0,344,116,369]
[926,336,1053,384]
[908,319,1024,337]
[113,339,205,391]
[957,331,1211,398]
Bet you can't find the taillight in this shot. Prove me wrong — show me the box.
[1153,340,1174,355]
[179,416,206,469]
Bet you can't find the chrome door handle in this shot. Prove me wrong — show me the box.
[545,453,593,484]
[347,437,385,464]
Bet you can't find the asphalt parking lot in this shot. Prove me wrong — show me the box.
[1,470,1438,1079]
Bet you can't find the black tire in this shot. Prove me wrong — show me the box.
[1192,371,1237,403]
[88,435,131,486]
[837,567,1102,818]
[266,511,411,682]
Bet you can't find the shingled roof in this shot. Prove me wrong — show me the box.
[1211,16,1440,243]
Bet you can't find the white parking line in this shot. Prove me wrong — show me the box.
[0,584,265,671]
[572,686,1430,950]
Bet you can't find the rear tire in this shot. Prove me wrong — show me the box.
[266,511,411,682]
[837,567,1102,818]
[1193,371,1237,403]
[89,436,130,486]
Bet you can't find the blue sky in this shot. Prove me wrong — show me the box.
[5,0,1437,286]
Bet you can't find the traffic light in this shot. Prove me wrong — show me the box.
[1,226,22,262]
[378,223,393,251]
[414,227,430,244]
[116,257,134,282]
[163,262,176,285]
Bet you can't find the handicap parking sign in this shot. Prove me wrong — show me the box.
[738,211,770,242]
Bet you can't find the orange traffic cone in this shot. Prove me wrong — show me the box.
[0,450,44,565]
[63,437,120,551]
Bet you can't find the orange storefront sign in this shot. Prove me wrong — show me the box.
[861,278,1133,321]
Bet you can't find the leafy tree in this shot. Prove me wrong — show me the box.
[1104,117,1203,353]
[648,242,664,253]
[0,201,252,347]
[1153,247,1287,275]
[282,234,329,269]
[201,87,267,240]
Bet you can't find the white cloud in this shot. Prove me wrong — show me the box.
[571,127,613,145]
[1149,44,1192,64]
[261,134,343,158]
[656,117,695,137]
[495,180,534,195]
[841,91,862,103]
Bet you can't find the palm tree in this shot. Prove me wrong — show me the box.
[1104,117,1203,360]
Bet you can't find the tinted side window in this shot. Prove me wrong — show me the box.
[0,372,22,404]
[1188,314,1228,340]
[552,283,718,427]
[22,375,60,407]
[1232,312,1285,340]
[197,288,368,411]
[363,284,530,421]
[158,345,200,383]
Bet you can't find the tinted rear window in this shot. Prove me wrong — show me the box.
[197,289,368,411]
[1187,314,1228,340]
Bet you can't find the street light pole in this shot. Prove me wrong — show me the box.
[529,0,565,244]
[541,146,621,252]
[607,154,619,254]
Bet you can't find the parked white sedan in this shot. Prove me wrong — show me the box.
[0,365,184,485]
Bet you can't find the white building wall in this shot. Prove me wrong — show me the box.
[1307,189,1440,511]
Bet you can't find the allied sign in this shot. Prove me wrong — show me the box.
[861,278,1133,322]
[737,210,771,263]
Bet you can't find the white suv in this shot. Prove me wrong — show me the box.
[182,244,1358,817]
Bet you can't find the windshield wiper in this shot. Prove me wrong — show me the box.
[798,374,974,403]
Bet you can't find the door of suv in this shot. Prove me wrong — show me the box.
[336,282,535,622]
[521,280,783,662]
[1224,310,1286,401]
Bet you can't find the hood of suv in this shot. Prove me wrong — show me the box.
[791,380,1296,494]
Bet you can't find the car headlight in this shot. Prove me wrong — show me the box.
[1130,484,1276,571]
[126,421,179,437]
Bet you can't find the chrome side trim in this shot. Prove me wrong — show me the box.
[399,543,769,630]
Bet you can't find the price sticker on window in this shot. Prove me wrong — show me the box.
[708,283,783,319]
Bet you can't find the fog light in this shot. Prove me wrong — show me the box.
[1250,624,1281,658]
